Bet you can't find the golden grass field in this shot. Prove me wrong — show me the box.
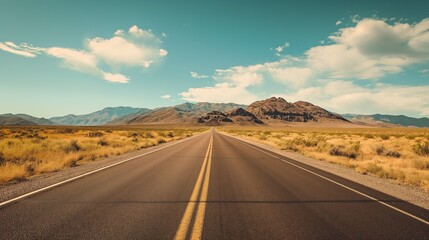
[220,127,429,192]
[0,126,206,184]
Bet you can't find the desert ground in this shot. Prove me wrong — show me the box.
[2,125,429,193]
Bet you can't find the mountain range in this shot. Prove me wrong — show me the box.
[342,114,429,128]
[1,98,428,127]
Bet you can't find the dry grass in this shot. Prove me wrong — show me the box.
[0,126,206,184]
[220,127,429,192]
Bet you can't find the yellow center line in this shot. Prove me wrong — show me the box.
[174,134,213,240]
[190,137,213,240]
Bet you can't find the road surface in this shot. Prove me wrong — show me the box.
[1,130,428,239]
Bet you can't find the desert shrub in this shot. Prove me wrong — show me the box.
[143,132,155,138]
[128,132,139,138]
[0,152,5,165]
[385,150,401,158]
[366,163,383,175]
[97,139,109,146]
[329,142,360,159]
[64,140,81,153]
[157,138,167,144]
[292,136,323,147]
[364,134,374,139]
[413,141,429,156]
[262,131,271,136]
[257,135,268,140]
[405,135,417,140]
[69,159,79,167]
[166,132,174,138]
[57,128,75,134]
[375,145,385,155]
[86,131,104,137]
[278,140,299,151]
[26,163,35,175]
[380,134,390,140]
[316,141,332,152]
[414,159,429,170]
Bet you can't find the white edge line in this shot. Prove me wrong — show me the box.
[219,132,429,226]
[0,133,206,208]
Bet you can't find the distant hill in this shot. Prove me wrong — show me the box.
[198,108,263,125]
[3,100,428,128]
[112,102,246,125]
[0,114,38,126]
[247,97,349,123]
[50,107,148,126]
[14,114,57,125]
[343,114,429,128]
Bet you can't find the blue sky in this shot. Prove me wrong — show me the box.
[1,0,429,118]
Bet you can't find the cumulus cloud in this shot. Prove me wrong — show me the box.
[87,25,166,69]
[46,47,98,73]
[336,20,342,26]
[45,47,129,83]
[180,83,258,104]
[190,71,209,79]
[161,94,171,99]
[268,67,313,87]
[308,18,429,79]
[276,81,429,116]
[0,25,167,83]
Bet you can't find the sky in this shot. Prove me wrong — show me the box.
[1,0,429,118]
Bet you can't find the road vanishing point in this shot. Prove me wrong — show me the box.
[1,129,429,239]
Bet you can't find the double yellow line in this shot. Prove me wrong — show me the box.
[174,134,213,240]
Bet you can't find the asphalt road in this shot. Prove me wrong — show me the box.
[1,129,428,239]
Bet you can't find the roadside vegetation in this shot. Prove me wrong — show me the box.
[220,127,429,192]
[0,126,206,184]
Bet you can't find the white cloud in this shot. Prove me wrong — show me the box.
[0,25,167,83]
[351,15,360,23]
[161,94,171,99]
[336,20,342,26]
[159,49,168,57]
[128,25,156,39]
[190,71,209,79]
[307,18,429,79]
[0,42,37,58]
[46,47,98,73]
[114,29,124,36]
[46,47,130,83]
[274,42,290,56]
[268,67,313,87]
[102,72,129,83]
[87,26,166,69]
[215,66,263,87]
[275,80,429,116]
[180,83,258,104]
